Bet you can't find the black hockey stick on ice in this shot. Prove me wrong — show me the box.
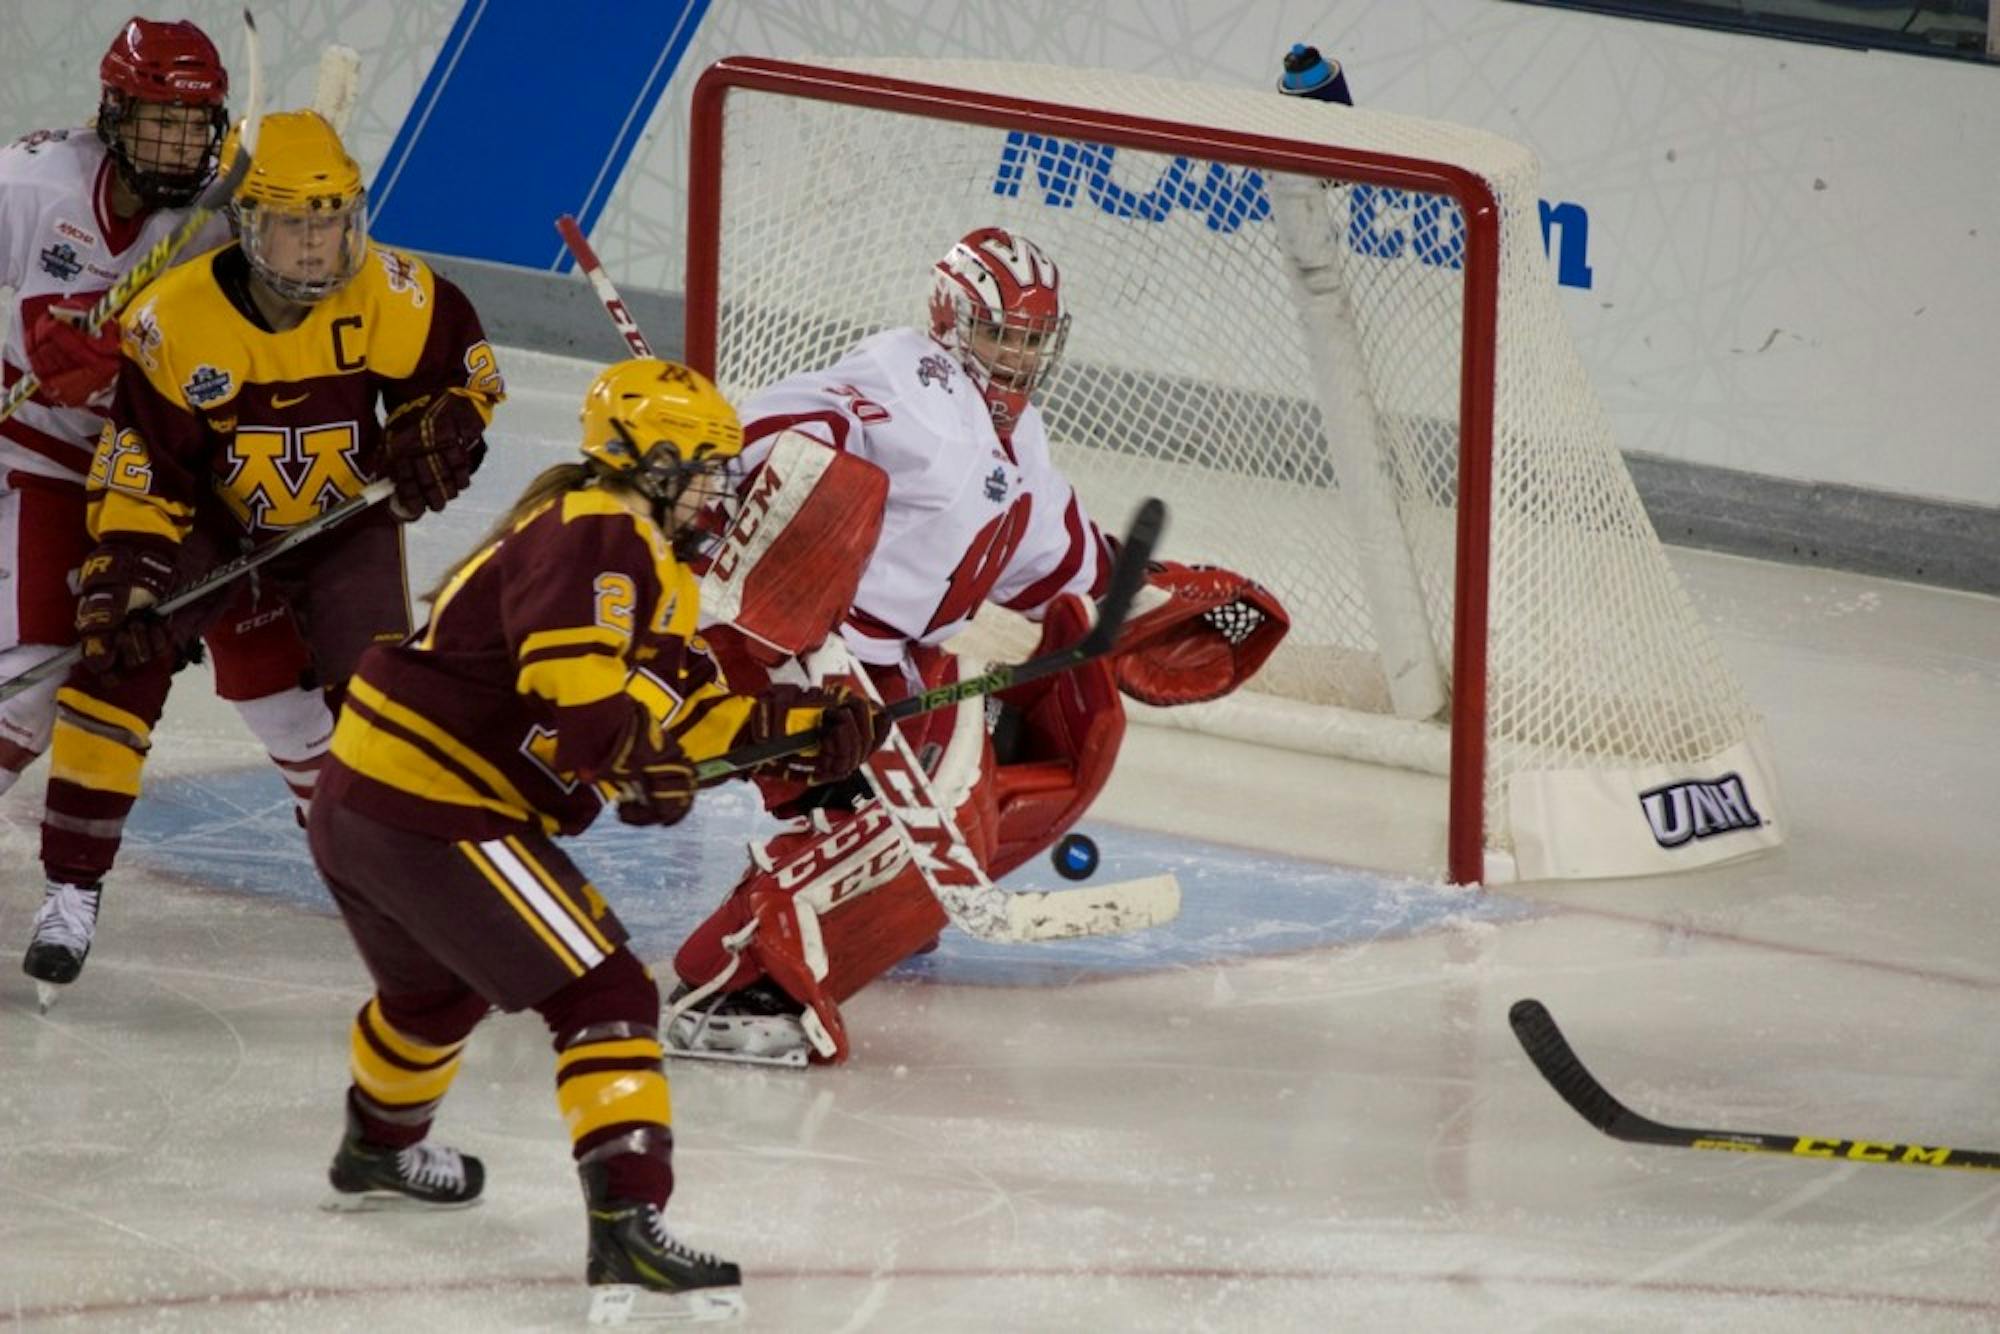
[1,9,265,428]
[693,496,1164,783]
[0,480,392,705]
[1510,998,2000,1174]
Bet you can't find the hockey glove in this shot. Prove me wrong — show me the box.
[740,684,890,786]
[74,538,179,679]
[609,721,699,827]
[25,297,121,408]
[382,389,487,518]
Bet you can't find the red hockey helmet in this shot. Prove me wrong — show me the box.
[97,18,230,209]
[928,227,1070,438]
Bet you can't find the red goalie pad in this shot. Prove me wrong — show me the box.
[985,593,1126,878]
[1113,561,1291,706]
[703,431,889,661]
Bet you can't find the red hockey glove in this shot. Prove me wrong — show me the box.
[382,389,486,518]
[74,538,178,678]
[1113,561,1291,705]
[740,683,890,786]
[25,297,121,407]
[609,721,699,827]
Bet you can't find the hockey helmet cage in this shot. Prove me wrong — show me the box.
[579,357,744,527]
[222,110,367,303]
[97,18,229,208]
[928,227,1070,436]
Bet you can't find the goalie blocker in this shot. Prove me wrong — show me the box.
[670,450,1287,1064]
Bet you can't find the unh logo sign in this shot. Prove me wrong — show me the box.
[1639,773,1763,849]
[991,132,1594,289]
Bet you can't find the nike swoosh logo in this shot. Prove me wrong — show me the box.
[272,391,309,408]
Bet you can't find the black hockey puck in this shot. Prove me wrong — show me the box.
[1052,832,1099,881]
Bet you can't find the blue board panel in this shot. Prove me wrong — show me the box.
[367,0,709,269]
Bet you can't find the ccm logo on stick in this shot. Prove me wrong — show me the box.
[1639,773,1763,848]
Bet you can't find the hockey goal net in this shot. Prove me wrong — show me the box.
[685,56,1783,884]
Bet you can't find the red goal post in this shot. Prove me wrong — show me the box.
[683,55,1783,885]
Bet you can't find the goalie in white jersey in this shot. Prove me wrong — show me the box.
[667,227,1290,1064]
[0,21,334,1002]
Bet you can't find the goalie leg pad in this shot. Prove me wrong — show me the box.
[670,804,950,1063]
[983,594,1127,879]
[670,663,993,1060]
[744,888,846,1061]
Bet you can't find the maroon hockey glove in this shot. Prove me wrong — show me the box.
[74,538,178,679]
[382,389,486,518]
[741,684,891,786]
[25,297,121,408]
[610,723,699,828]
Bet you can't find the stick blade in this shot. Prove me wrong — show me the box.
[997,873,1181,942]
[1509,997,1633,1134]
[311,45,362,135]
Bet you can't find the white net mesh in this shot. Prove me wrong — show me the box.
[700,58,1759,865]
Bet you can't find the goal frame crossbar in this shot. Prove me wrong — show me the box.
[685,56,1505,883]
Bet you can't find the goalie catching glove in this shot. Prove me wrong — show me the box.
[382,388,488,517]
[1112,560,1290,705]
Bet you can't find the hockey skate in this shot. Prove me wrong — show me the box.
[324,1114,485,1212]
[664,979,811,1069]
[582,1163,744,1325]
[22,879,101,1013]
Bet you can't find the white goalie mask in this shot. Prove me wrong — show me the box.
[927,227,1070,438]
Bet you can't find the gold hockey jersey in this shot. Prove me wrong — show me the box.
[87,241,503,547]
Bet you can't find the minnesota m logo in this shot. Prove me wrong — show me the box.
[222,421,368,531]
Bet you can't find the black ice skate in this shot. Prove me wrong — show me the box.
[324,1116,485,1212]
[22,879,101,1013]
[582,1163,744,1325]
[663,978,810,1069]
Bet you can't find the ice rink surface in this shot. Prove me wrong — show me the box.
[2,352,1997,1331]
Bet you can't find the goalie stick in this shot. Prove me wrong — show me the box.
[0,8,265,429]
[0,480,392,705]
[1510,998,2000,1174]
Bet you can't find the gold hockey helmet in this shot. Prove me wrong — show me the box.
[222,109,366,303]
[579,358,744,531]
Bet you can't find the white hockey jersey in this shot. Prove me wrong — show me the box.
[735,327,1112,669]
[0,127,229,484]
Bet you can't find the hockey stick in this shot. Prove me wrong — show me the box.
[554,214,653,357]
[1510,998,2000,1174]
[0,480,392,705]
[693,497,1163,782]
[311,45,361,135]
[1,9,265,429]
[848,662,1181,943]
